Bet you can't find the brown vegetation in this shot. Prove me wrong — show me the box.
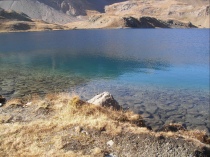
[0,93,209,156]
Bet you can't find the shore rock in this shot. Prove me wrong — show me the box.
[87,92,121,110]
[0,95,6,106]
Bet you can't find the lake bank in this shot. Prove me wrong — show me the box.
[0,93,209,156]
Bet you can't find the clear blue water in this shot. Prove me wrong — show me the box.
[0,29,209,131]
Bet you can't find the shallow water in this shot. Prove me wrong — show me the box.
[0,29,209,132]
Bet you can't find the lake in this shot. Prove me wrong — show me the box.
[0,29,209,132]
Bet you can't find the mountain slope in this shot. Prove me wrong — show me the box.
[39,0,126,15]
[0,0,125,24]
[66,14,197,29]
[105,0,209,28]
[0,8,66,32]
[0,0,79,24]
[0,0,209,28]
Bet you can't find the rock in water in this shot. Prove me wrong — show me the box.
[87,92,121,110]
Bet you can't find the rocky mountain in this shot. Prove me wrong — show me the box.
[105,0,209,28]
[39,0,126,15]
[0,0,78,24]
[0,8,32,22]
[0,0,125,24]
[0,0,209,29]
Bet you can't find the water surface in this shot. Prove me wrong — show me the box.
[0,29,209,132]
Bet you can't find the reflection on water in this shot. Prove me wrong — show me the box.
[0,50,170,78]
[0,29,209,132]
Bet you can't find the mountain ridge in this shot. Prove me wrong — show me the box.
[0,0,209,30]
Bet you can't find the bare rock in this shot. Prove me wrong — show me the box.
[138,16,169,28]
[87,92,121,110]
[107,140,114,147]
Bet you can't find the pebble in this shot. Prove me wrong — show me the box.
[74,126,82,133]
[105,154,118,157]
[107,140,114,147]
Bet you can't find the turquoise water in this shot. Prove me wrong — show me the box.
[0,29,209,131]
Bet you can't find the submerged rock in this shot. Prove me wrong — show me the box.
[87,92,121,110]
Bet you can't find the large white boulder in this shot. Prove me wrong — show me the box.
[87,92,121,110]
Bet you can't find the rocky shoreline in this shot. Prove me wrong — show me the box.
[0,93,209,156]
[0,88,209,134]
[72,82,210,134]
[0,67,209,134]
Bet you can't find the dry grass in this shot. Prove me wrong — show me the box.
[181,130,210,144]
[0,93,209,156]
[4,98,22,106]
[157,123,210,145]
[51,94,145,134]
[0,93,145,156]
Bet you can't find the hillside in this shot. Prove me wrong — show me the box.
[105,0,209,28]
[66,14,197,29]
[0,0,125,24]
[39,0,126,15]
[0,0,209,28]
[0,8,67,32]
[0,0,78,24]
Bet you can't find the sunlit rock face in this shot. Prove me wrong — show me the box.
[0,0,125,24]
[87,92,121,110]
[0,0,208,27]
